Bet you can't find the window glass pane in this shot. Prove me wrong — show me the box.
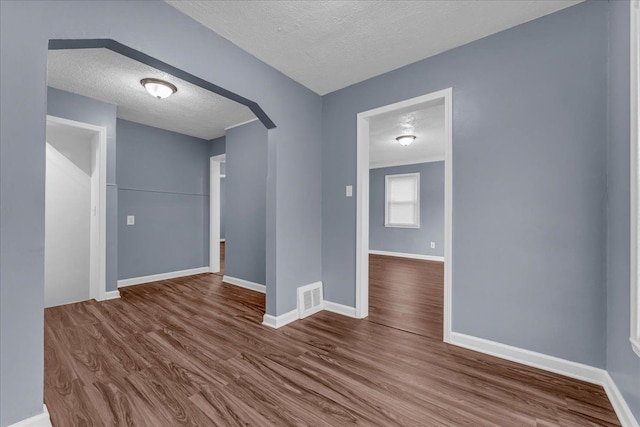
[385,173,419,227]
[388,202,417,225]
[388,175,417,202]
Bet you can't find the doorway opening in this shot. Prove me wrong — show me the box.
[355,88,453,342]
[210,154,226,275]
[45,115,107,307]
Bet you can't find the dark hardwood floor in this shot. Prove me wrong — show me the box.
[44,260,620,426]
[213,241,225,277]
[369,254,443,340]
[211,241,225,277]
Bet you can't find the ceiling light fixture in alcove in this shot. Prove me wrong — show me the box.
[140,78,177,99]
[396,135,416,146]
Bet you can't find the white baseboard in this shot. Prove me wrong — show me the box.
[369,250,444,262]
[8,405,51,427]
[222,275,266,293]
[117,267,210,288]
[450,332,638,427]
[262,309,298,329]
[323,300,358,318]
[100,290,120,301]
[602,372,640,427]
[449,332,604,384]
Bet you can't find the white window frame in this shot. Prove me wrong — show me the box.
[384,172,420,229]
[630,0,640,358]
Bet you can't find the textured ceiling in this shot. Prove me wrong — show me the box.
[167,0,582,95]
[369,101,445,169]
[47,49,256,140]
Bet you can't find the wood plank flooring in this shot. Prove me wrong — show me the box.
[213,242,225,277]
[369,254,443,340]
[44,259,620,426]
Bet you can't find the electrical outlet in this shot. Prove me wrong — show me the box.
[346,185,353,197]
[430,241,436,249]
[127,215,135,225]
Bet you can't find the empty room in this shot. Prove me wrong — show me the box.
[1,1,639,426]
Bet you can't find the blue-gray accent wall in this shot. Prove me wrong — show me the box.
[606,0,640,419]
[46,87,119,293]
[2,1,639,425]
[210,136,226,157]
[369,162,444,257]
[1,1,322,424]
[116,119,210,280]
[224,120,267,286]
[322,1,608,368]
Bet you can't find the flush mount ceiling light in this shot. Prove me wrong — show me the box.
[140,78,177,99]
[395,135,416,146]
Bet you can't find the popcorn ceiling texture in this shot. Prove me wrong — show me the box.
[47,48,256,140]
[369,101,445,169]
[167,0,581,95]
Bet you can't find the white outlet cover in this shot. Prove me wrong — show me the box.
[346,185,353,197]
[127,215,135,225]
[430,241,436,249]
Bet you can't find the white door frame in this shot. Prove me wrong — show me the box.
[209,154,225,272]
[46,115,108,301]
[355,87,453,343]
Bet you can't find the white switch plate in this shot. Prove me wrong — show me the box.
[430,241,436,249]
[127,215,135,225]
[346,185,353,197]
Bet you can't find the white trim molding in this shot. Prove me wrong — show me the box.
[262,309,298,329]
[370,156,445,170]
[323,300,358,318]
[450,333,639,427]
[101,290,121,301]
[356,87,453,342]
[118,267,210,288]
[369,250,444,262]
[630,0,640,359]
[8,405,52,427]
[224,117,259,131]
[222,275,266,293]
[603,371,640,427]
[450,333,604,383]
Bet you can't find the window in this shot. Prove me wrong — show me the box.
[385,173,420,228]
[631,0,640,358]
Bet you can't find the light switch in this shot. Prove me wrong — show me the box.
[346,185,353,197]
[127,215,135,225]
[430,241,436,249]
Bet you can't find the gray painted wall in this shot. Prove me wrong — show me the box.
[210,136,226,157]
[0,1,322,424]
[224,120,267,285]
[117,119,210,280]
[370,162,444,257]
[606,0,640,420]
[46,87,119,293]
[5,1,635,425]
[322,1,608,367]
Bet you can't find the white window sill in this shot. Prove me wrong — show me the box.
[385,224,420,229]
